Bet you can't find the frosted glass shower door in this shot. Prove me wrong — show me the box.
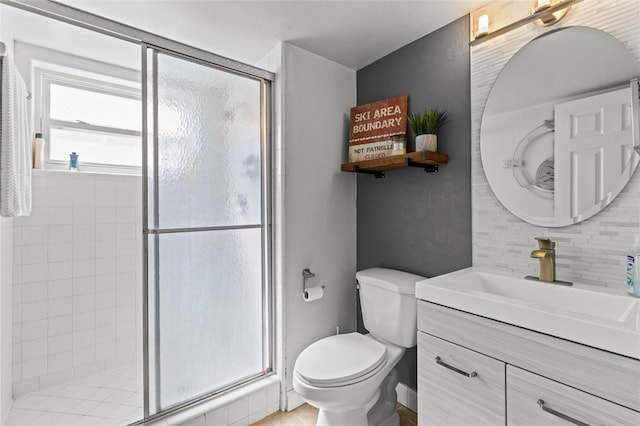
[144,48,270,415]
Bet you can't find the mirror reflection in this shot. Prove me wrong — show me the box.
[481,26,640,227]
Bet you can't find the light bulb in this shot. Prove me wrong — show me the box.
[478,14,489,36]
[536,0,551,11]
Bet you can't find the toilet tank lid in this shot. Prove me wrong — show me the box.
[356,268,426,295]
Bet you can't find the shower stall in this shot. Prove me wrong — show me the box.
[0,1,273,425]
[143,45,272,417]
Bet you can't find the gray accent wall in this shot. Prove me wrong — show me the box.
[355,15,472,390]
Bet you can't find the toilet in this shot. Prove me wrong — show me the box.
[293,267,425,426]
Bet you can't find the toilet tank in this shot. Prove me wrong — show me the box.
[356,268,426,348]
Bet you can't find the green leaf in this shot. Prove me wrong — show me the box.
[407,109,450,135]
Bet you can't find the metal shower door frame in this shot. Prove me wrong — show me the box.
[2,1,274,423]
[141,45,274,420]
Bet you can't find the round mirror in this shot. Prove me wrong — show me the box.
[481,26,640,227]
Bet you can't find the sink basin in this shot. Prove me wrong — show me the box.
[415,267,640,359]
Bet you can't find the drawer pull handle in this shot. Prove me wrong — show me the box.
[435,356,477,378]
[537,399,591,426]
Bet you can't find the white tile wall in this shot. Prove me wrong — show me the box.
[12,170,142,396]
[472,0,640,288]
[1,218,15,423]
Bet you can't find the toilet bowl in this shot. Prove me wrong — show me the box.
[294,332,404,426]
[293,268,425,426]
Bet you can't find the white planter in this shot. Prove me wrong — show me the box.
[416,134,437,152]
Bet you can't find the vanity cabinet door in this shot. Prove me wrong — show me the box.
[418,332,505,426]
[507,366,640,426]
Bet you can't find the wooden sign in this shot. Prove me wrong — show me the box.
[348,95,408,162]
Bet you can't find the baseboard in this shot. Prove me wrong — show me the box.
[286,388,305,411]
[396,382,417,413]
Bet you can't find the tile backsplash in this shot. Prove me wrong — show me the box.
[12,170,142,396]
[471,0,640,288]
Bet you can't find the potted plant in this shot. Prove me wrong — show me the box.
[407,109,450,152]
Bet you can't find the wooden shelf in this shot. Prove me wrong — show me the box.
[341,151,449,178]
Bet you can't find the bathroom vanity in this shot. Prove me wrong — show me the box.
[415,269,640,426]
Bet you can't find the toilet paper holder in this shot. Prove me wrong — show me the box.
[302,268,325,293]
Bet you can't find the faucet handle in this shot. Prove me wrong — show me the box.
[535,237,555,250]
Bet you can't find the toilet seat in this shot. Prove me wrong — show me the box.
[295,333,387,388]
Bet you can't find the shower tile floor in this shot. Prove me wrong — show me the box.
[6,365,142,426]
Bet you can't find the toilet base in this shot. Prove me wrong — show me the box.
[315,368,400,426]
[367,368,400,426]
[374,412,399,426]
[317,405,371,426]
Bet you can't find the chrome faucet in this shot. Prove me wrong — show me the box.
[530,237,556,282]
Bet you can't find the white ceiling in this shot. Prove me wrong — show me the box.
[60,0,488,70]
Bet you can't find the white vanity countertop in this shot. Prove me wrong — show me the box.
[415,267,640,360]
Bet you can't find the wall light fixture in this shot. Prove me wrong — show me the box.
[470,0,582,46]
[532,0,571,26]
[472,8,490,39]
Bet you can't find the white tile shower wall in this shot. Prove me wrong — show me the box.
[471,0,640,287]
[12,170,142,396]
[1,218,14,423]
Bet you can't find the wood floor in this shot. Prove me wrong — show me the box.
[250,403,417,426]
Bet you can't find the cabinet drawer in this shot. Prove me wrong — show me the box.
[418,332,505,426]
[418,300,640,410]
[507,366,640,426]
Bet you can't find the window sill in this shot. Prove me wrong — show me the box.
[32,168,141,178]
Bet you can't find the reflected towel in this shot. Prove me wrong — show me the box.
[0,54,32,217]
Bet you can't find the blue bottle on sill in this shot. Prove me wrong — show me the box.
[69,152,79,171]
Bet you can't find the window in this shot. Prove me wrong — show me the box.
[40,70,142,170]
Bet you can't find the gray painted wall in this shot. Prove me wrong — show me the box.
[355,15,472,390]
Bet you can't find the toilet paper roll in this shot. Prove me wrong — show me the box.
[303,285,324,302]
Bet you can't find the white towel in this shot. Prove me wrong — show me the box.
[0,54,32,217]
